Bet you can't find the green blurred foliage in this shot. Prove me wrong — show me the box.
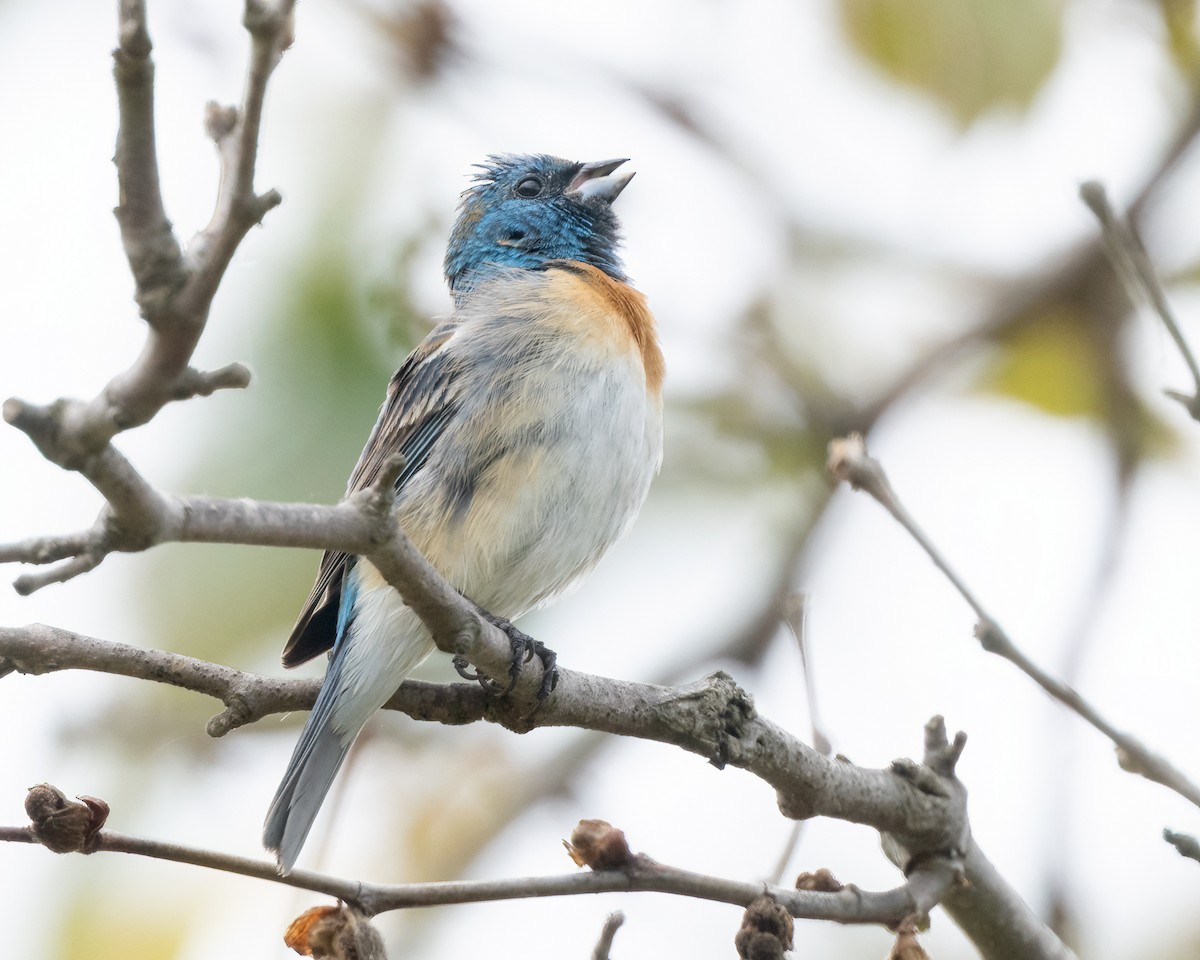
[977,307,1178,460]
[981,308,1105,418]
[59,899,186,960]
[840,0,1063,124]
[1159,0,1200,74]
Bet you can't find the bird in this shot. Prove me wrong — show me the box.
[263,154,664,874]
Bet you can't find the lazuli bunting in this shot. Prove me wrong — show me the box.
[263,154,664,874]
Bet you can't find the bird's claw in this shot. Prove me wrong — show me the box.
[455,610,559,704]
[452,655,484,683]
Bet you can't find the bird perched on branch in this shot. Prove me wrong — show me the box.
[263,154,664,874]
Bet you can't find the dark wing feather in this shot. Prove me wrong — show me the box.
[281,324,462,668]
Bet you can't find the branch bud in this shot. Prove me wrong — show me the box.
[24,783,108,853]
[564,819,632,871]
[284,905,386,959]
[734,895,793,960]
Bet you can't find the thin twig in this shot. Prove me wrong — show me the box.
[767,594,828,886]
[828,434,1200,810]
[1080,181,1200,419]
[591,911,625,960]
[768,822,805,891]
[183,0,292,305]
[783,592,830,756]
[112,0,185,320]
[1,814,962,925]
[1163,828,1200,864]
[862,91,1200,429]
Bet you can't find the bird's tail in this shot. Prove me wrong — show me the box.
[262,655,357,875]
[264,572,436,874]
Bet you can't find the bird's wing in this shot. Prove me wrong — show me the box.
[281,322,463,668]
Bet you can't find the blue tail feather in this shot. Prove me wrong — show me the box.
[263,571,360,874]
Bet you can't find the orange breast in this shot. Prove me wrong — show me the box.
[541,261,665,395]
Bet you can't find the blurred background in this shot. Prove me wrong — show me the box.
[2,0,1200,956]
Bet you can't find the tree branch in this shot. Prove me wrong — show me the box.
[3,797,960,927]
[828,433,1200,810]
[0,451,558,708]
[112,0,184,318]
[0,623,961,850]
[4,0,292,518]
[1080,180,1200,420]
[591,911,625,960]
[1163,828,1200,864]
[0,624,1075,959]
[0,623,485,736]
[184,0,294,308]
[944,838,1077,960]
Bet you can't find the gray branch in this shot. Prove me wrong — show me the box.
[0,625,1074,958]
[1163,828,1200,864]
[0,623,958,849]
[3,801,959,927]
[5,0,291,508]
[1079,180,1200,420]
[828,433,1200,811]
[591,911,625,960]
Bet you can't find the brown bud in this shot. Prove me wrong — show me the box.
[734,895,794,959]
[826,433,869,484]
[284,905,386,960]
[795,867,843,892]
[24,783,108,853]
[563,819,632,871]
[888,924,930,960]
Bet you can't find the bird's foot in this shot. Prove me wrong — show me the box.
[453,609,558,703]
[492,613,559,700]
[452,655,485,684]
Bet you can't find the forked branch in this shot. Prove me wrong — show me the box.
[828,433,1200,810]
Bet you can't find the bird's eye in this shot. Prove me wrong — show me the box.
[515,177,543,198]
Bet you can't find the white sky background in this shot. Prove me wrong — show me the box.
[2,0,1200,958]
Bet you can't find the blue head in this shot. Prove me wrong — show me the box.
[444,154,634,295]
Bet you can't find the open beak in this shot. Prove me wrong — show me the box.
[566,158,635,205]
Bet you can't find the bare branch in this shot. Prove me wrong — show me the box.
[2,626,1073,957]
[591,911,625,960]
[0,528,95,568]
[1163,828,1200,864]
[783,592,831,756]
[172,363,254,399]
[828,434,1200,810]
[0,462,545,703]
[4,0,294,525]
[0,5,1099,957]
[0,623,485,735]
[3,795,961,926]
[944,838,1077,960]
[112,0,185,318]
[1080,180,1200,419]
[860,91,1200,431]
[0,624,961,848]
[13,555,104,596]
[182,0,294,308]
